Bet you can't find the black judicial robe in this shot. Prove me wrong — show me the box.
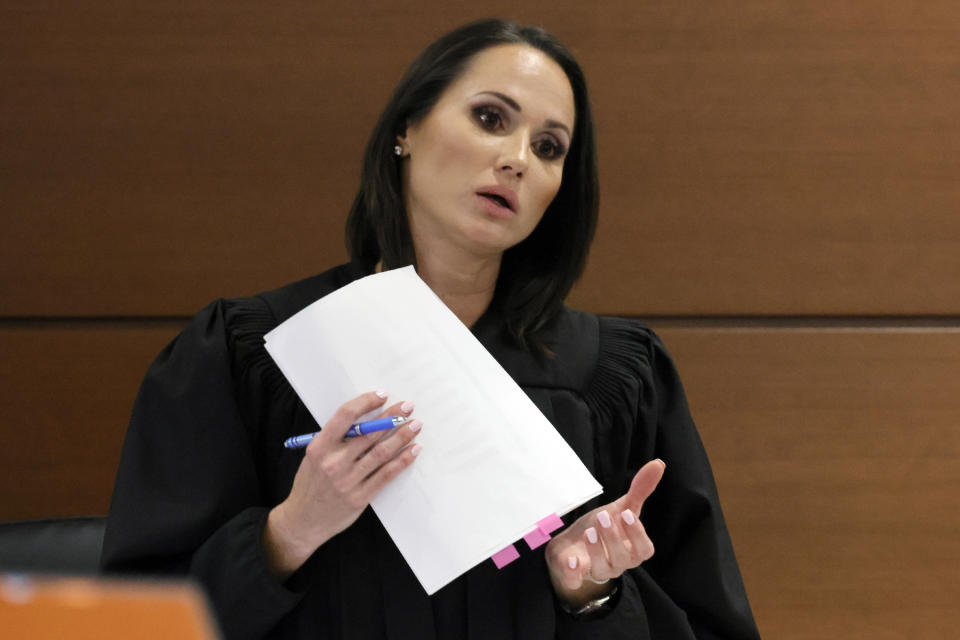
[101,262,761,640]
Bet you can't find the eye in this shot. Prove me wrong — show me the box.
[534,136,567,160]
[473,105,505,131]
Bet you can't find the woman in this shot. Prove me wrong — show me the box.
[102,19,761,640]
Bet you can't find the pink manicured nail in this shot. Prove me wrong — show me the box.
[408,419,423,433]
[568,556,577,569]
[586,527,598,544]
[401,400,415,414]
[621,509,636,526]
[375,390,388,399]
[597,510,612,529]
[410,443,423,457]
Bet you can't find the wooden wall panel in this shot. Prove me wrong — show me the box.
[573,3,960,316]
[0,323,180,520]
[3,2,960,316]
[654,326,960,640]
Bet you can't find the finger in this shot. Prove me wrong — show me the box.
[615,458,666,515]
[620,510,655,563]
[377,400,416,421]
[583,526,610,582]
[349,419,423,484]
[595,509,631,570]
[357,438,424,503]
[315,390,390,445]
[562,553,586,591]
[346,400,417,458]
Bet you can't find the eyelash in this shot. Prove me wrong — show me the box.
[471,105,567,161]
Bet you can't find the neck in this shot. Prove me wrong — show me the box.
[410,245,501,330]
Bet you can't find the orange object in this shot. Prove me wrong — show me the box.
[0,575,220,639]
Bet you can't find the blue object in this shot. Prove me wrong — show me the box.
[283,416,408,449]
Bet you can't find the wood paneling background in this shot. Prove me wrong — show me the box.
[658,327,960,639]
[4,2,959,315]
[2,2,958,638]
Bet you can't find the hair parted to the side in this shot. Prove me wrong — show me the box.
[346,18,599,353]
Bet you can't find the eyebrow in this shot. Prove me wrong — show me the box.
[476,91,572,138]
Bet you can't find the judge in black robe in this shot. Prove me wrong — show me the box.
[102,18,761,640]
[102,264,760,639]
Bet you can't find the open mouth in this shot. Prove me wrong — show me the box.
[479,193,512,210]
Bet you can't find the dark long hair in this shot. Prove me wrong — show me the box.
[346,19,599,352]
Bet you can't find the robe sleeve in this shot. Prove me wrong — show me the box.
[556,318,761,639]
[100,299,303,639]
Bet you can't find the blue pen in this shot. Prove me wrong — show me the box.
[283,416,409,449]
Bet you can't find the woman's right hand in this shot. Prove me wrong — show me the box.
[263,390,423,578]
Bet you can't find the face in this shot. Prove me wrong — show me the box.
[399,44,576,259]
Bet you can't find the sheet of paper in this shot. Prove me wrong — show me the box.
[264,266,602,594]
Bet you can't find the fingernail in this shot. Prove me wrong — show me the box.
[401,400,415,414]
[375,390,388,399]
[586,527,598,544]
[597,510,612,529]
[656,458,665,469]
[411,443,423,457]
[567,556,577,569]
[408,419,423,433]
[621,509,636,526]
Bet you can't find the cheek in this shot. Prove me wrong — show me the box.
[409,130,485,207]
[531,169,564,212]
[417,121,485,174]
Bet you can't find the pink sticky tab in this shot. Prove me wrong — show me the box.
[523,527,551,550]
[537,513,564,535]
[491,544,520,569]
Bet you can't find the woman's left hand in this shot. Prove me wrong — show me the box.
[545,459,666,607]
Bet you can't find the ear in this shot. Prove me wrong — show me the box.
[396,117,422,155]
[393,140,407,159]
[395,122,412,156]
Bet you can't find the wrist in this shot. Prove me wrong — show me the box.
[553,574,618,609]
[263,503,318,579]
[557,577,622,619]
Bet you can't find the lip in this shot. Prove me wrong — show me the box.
[476,193,515,220]
[475,185,519,214]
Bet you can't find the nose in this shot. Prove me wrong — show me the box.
[496,132,529,179]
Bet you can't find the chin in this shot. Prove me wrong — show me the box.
[459,220,529,254]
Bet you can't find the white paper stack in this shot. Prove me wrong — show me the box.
[264,266,602,594]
